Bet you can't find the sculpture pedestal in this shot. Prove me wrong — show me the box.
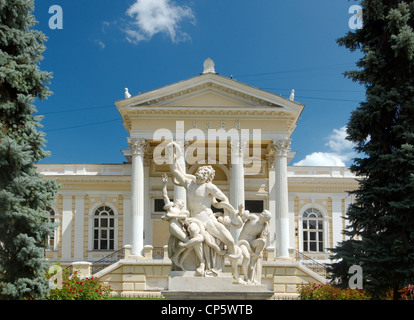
[162,271,274,300]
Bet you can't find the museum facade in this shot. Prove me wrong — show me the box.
[38,60,358,294]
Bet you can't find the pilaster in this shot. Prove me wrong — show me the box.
[331,197,343,249]
[61,195,73,261]
[73,195,85,260]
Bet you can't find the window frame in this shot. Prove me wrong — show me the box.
[45,206,59,251]
[89,204,118,251]
[298,205,328,254]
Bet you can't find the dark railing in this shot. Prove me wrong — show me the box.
[91,248,125,275]
[293,250,328,279]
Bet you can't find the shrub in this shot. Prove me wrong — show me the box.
[44,269,112,300]
[297,282,370,300]
[399,284,414,300]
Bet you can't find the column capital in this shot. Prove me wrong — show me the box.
[229,137,248,158]
[127,137,149,156]
[270,138,291,157]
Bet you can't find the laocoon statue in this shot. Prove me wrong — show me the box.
[162,141,270,284]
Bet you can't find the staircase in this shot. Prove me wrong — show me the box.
[91,247,125,274]
[89,247,328,279]
[83,246,328,299]
[292,250,329,279]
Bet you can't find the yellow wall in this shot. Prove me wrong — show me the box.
[152,220,170,248]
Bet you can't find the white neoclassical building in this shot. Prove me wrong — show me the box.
[38,60,358,297]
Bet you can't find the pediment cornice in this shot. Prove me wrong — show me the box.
[116,73,304,113]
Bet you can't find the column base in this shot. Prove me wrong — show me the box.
[275,256,293,261]
[128,254,145,260]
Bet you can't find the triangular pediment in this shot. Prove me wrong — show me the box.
[115,72,305,136]
[169,91,251,107]
[153,85,277,108]
[116,73,304,113]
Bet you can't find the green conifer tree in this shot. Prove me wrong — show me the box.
[329,0,414,300]
[0,0,58,299]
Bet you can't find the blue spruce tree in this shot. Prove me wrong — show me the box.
[329,0,414,300]
[0,0,58,299]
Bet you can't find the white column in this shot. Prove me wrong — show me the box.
[266,149,276,247]
[61,195,72,261]
[128,137,148,257]
[273,139,291,258]
[73,195,85,260]
[229,138,246,241]
[144,160,152,246]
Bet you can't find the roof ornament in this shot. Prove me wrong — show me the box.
[289,89,295,101]
[125,88,131,99]
[203,58,216,74]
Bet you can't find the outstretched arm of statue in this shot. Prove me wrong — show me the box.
[166,142,193,189]
[162,173,171,206]
[174,155,196,184]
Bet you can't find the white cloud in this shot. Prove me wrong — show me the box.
[94,39,106,50]
[102,21,111,33]
[124,0,195,44]
[325,126,354,154]
[294,152,348,166]
[293,126,356,167]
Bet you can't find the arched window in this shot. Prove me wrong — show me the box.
[93,206,115,250]
[302,208,324,253]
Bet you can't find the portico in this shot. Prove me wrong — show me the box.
[116,60,304,259]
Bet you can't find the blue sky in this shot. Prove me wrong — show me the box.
[33,0,364,166]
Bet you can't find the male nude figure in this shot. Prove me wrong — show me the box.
[234,207,271,284]
[165,142,239,262]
